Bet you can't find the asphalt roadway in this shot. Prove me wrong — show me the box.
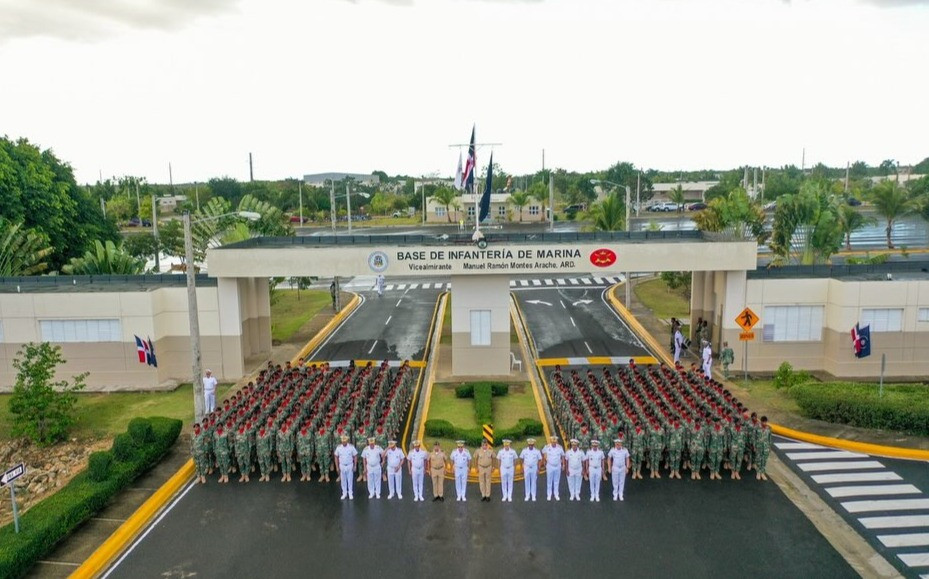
[106,473,853,579]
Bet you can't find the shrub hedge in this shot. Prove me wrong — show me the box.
[87,452,113,483]
[424,418,544,446]
[473,383,493,425]
[454,383,509,398]
[790,382,929,435]
[0,416,182,578]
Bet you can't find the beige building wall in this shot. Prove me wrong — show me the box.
[450,275,512,376]
[0,280,271,392]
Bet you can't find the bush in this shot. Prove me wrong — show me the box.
[773,361,812,390]
[791,382,929,435]
[112,433,138,462]
[87,451,114,482]
[0,416,182,578]
[454,382,509,398]
[128,417,154,444]
[473,383,493,425]
[424,417,544,446]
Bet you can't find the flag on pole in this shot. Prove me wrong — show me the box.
[134,335,146,364]
[454,150,464,191]
[851,323,872,358]
[479,151,493,222]
[146,336,158,367]
[462,125,476,194]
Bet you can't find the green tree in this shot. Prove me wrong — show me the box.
[769,183,842,265]
[837,205,876,251]
[868,181,916,249]
[105,196,134,222]
[693,187,767,242]
[660,271,692,299]
[187,194,292,264]
[589,191,626,232]
[369,192,393,216]
[669,184,686,212]
[62,239,145,274]
[0,217,54,276]
[9,342,86,445]
[208,177,245,206]
[122,232,160,262]
[429,186,457,223]
[158,219,185,258]
[508,191,532,222]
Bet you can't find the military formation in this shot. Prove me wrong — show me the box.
[190,360,416,485]
[549,362,773,482]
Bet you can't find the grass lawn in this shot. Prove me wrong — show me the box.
[428,382,540,431]
[271,289,330,343]
[0,383,237,441]
[634,278,690,319]
[735,379,803,415]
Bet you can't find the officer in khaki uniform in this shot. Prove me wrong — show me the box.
[474,439,496,502]
[430,441,447,501]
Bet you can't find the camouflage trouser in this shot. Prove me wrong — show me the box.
[279,450,293,474]
[649,448,662,471]
[236,444,252,475]
[216,452,231,475]
[730,447,744,472]
[631,449,644,471]
[299,454,313,477]
[193,452,210,478]
[756,446,770,474]
[258,450,272,478]
[668,448,682,472]
[690,448,705,472]
[709,449,723,474]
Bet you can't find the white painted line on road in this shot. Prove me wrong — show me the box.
[396,284,407,290]
[509,281,516,287]
[531,279,542,286]
[878,533,929,548]
[368,340,378,354]
[584,341,593,354]
[812,472,903,484]
[446,283,452,289]
[580,278,592,285]
[520,280,529,286]
[385,316,392,326]
[408,284,418,290]
[385,284,395,291]
[569,279,579,285]
[570,317,576,327]
[396,299,403,307]
[775,442,827,450]
[595,277,607,284]
[842,498,929,513]
[826,484,922,498]
[859,515,929,529]
[560,300,566,309]
[797,461,885,472]
[544,279,553,285]
[786,451,869,460]
[556,279,566,285]
[898,553,929,568]
[102,481,198,579]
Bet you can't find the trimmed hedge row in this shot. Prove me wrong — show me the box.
[473,383,493,425]
[424,418,544,447]
[454,382,509,398]
[791,382,929,435]
[0,416,183,578]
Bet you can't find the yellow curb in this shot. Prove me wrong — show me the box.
[402,292,444,455]
[534,356,659,367]
[292,293,361,364]
[771,424,929,461]
[511,297,552,441]
[415,293,448,448]
[71,459,196,578]
[310,360,426,368]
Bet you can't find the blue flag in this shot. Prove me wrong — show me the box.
[479,151,493,222]
[857,324,871,358]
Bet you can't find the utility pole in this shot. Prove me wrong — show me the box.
[752,168,758,200]
[135,180,141,218]
[801,148,806,172]
[298,181,304,226]
[636,172,641,216]
[195,185,200,211]
[249,153,254,182]
[845,162,850,193]
[169,163,174,192]
[549,173,554,231]
[330,181,337,233]
[183,211,205,422]
[100,198,106,219]
[152,195,160,273]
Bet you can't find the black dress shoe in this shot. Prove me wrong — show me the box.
[433,496,439,502]
[440,496,445,501]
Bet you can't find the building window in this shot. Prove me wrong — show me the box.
[39,319,122,343]
[497,205,506,217]
[919,308,929,322]
[470,310,491,346]
[528,206,540,216]
[861,308,903,332]
[467,206,475,218]
[762,306,823,342]
[435,206,446,217]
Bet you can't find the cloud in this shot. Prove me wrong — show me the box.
[0,0,240,43]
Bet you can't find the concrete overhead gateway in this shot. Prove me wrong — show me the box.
[209,232,758,376]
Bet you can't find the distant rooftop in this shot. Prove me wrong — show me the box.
[303,172,379,186]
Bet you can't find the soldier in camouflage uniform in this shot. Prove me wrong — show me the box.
[729,421,747,480]
[297,424,315,482]
[708,418,726,480]
[278,421,295,482]
[214,422,231,484]
[235,421,253,483]
[630,423,646,480]
[647,421,665,479]
[192,422,210,484]
[256,424,273,482]
[755,416,772,481]
[745,412,760,472]
[667,419,684,479]
[315,428,333,482]
[689,421,706,480]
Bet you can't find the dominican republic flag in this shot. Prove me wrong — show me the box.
[851,323,871,358]
[134,335,158,367]
[479,151,493,222]
[146,336,158,367]
[135,335,147,363]
[461,125,476,194]
[454,150,464,191]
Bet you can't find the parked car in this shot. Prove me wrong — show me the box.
[687,202,707,211]
[392,210,404,218]
[648,202,680,212]
[763,201,777,211]
[846,197,862,206]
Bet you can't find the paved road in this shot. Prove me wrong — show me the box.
[105,473,853,579]
[775,435,929,578]
[515,285,650,360]
[308,287,441,363]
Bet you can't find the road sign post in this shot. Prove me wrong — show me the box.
[2,463,26,533]
[735,308,760,384]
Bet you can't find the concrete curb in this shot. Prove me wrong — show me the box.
[71,459,195,578]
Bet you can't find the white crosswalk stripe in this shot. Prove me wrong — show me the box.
[363,276,652,293]
[385,284,395,291]
[396,284,406,290]
[826,484,921,498]
[520,280,529,286]
[775,442,828,450]
[556,279,566,285]
[408,283,418,289]
[898,554,929,567]
[543,279,553,285]
[842,499,929,513]
[580,278,592,285]
[812,472,903,484]
[509,281,516,287]
[531,279,542,286]
[786,451,869,460]
[859,515,929,529]
[797,460,885,472]
[878,533,929,548]
[569,279,579,285]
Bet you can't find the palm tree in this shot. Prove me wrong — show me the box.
[61,240,145,275]
[869,182,916,248]
[508,191,532,222]
[669,184,686,213]
[0,218,53,276]
[769,184,842,265]
[837,204,876,251]
[589,192,626,231]
[429,187,457,223]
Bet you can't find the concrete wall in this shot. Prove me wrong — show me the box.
[0,280,271,392]
[450,275,512,376]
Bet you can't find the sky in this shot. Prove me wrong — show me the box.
[1,0,928,185]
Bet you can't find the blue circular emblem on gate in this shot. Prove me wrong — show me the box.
[368,251,389,273]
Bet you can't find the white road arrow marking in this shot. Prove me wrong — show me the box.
[572,299,593,306]
[525,300,553,306]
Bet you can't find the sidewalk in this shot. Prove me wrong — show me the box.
[624,284,929,452]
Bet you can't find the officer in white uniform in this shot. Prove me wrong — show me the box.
[407,440,428,501]
[360,437,384,499]
[585,439,606,502]
[519,438,543,501]
[385,440,405,499]
[542,436,565,501]
[451,440,471,501]
[333,435,358,500]
[608,438,631,501]
[565,438,585,501]
[702,341,713,377]
[496,439,518,502]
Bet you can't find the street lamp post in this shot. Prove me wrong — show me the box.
[591,179,633,307]
[184,210,261,423]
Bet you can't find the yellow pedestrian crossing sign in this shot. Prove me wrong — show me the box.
[736,307,759,331]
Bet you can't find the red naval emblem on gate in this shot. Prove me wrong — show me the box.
[589,248,617,267]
